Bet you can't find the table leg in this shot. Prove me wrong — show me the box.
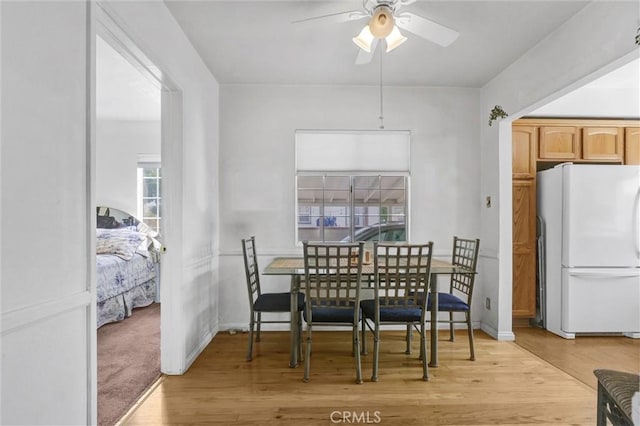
[429,274,439,367]
[289,275,299,368]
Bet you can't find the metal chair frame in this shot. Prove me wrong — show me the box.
[242,236,303,361]
[302,241,364,384]
[426,236,480,361]
[363,242,433,381]
[594,369,638,426]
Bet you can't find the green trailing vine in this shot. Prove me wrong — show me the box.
[488,105,508,126]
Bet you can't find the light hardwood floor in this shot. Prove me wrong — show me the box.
[513,325,640,390]
[120,328,630,425]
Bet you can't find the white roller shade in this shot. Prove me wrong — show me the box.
[295,130,410,172]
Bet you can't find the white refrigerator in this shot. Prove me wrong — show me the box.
[537,163,640,339]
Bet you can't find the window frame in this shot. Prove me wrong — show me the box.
[295,172,410,244]
[137,160,162,234]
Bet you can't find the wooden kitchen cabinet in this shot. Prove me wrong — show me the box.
[539,126,580,160]
[512,118,640,319]
[625,127,640,164]
[512,179,537,318]
[582,127,623,161]
[512,126,537,178]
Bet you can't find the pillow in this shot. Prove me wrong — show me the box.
[96,228,146,260]
[97,215,121,229]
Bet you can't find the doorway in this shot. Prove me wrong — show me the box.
[95,33,161,425]
[93,3,183,423]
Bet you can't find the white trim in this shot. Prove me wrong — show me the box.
[137,153,161,165]
[480,322,515,341]
[182,326,218,375]
[0,0,3,418]
[159,87,184,374]
[1,292,92,335]
[86,2,97,424]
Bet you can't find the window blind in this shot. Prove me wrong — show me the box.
[295,130,410,172]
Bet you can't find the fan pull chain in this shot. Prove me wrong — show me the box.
[379,46,384,129]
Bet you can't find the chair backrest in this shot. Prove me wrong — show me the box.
[241,236,261,305]
[450,236,480,300]
[303,241,364,311]
[374,242,433,310]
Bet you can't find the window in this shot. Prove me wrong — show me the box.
[295,130,410,243]
[297,174,407,242]
[137,165,162,233]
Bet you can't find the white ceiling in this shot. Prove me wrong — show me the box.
[96,1,638,120]
[96,36,161,121]
[164,0,589,87]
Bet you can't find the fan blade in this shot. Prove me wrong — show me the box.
[292,10,367,26]
[396,12,459,47]
[396,0,418,8]
[355,39,378,65]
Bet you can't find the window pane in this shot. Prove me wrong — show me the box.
[138,167,162,234]
[144,218,159,232]
[144,179,158,197]
[143,168,158,178]
[143,199,158,216]
[296,174,406,242]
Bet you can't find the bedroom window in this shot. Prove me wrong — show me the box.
[295,130,410,243]
[137,165,162,233]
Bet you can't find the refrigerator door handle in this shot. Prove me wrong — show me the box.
[568,271,640,279]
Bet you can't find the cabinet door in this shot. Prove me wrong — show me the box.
[582,127,623,161]
[625,127,640,165]
[539,126,580,160]
[512,179,537,318]
[512,126,537,178]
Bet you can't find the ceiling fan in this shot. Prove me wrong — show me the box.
[293,0,460,65]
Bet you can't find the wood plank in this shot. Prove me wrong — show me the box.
[121,330,599,425]
[513,325,640,390]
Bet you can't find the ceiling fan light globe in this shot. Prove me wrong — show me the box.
[352,25,374,52]
[369,6,395,38]
[385,26,407,52]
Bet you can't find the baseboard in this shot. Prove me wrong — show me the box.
[183,325,218,373]
[480,323,515,341]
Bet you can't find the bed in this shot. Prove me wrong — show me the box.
[96,207,161,328]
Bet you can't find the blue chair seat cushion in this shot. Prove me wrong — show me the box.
[427,292,469,312]
[304,303,361,323]
[254,292,304,312]
[360,299,423,322]
[411,292,470,312]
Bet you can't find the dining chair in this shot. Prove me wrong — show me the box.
[242,236,305,361]
[361,242,433,382]
[302,241,364,384]
[426,236,480,361]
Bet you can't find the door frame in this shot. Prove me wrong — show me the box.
[91,0,184,419]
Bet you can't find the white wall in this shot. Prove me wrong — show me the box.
[530,58,640,118]
[479,1,640,339]
[96,119,161,214]
[530,88,640,118]
[218,84,481,329]
[1,1,91,424]
[1,0,220,423]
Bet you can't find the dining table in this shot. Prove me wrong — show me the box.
[263,256,475,369]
